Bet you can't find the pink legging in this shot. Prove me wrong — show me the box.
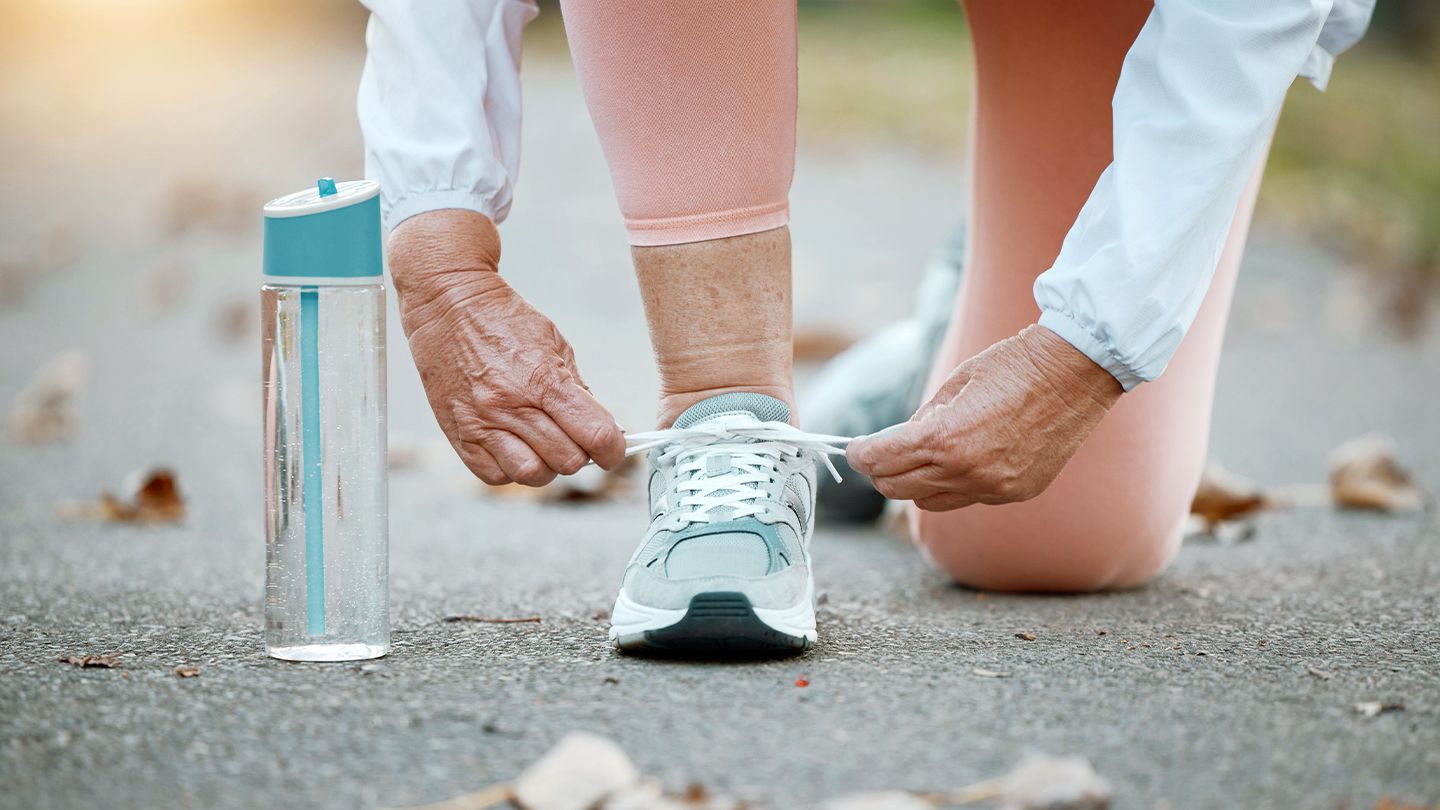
[562,0,1267,592]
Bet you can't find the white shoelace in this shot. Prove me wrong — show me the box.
[622,422,854,524]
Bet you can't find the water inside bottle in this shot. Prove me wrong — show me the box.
[262,284,388,661]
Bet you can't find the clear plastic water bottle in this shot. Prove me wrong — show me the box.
[261,178,388,661]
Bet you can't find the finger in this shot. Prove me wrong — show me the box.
[485,430,558,488]
[542,384,626,470]
[869,464,951,502]
[430,399,510,483]
[847,421,934,477]
[512,410,590,476]
[915,492,977,512]
[456,441,510,486]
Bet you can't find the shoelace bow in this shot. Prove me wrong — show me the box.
[622,422,854,523]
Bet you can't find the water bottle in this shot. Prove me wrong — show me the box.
[261,177,388,661]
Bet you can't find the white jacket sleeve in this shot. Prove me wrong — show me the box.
[357,0,539,230]
[1033,0,1374,390]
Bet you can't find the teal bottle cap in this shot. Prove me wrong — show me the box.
[263,178,382,286]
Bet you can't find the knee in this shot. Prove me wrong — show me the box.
[908,501,1185,593]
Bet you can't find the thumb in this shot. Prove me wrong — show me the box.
[848,420,929,476]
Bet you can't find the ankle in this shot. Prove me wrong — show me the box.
[657,384,797,428]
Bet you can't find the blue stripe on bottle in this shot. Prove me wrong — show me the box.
[300,287,326,637]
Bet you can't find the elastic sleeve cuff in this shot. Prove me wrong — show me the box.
[384,189,512,232]
[1037,309,1147,393]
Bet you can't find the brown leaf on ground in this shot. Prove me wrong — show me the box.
[59,654,121,669]
[1354,700,1404,718]
[63,469,187,524]
[1190,462,1268,527]
[793,329,857,363]
[1330,435,1426,512]
[1015,632,1036,641]
[174,665,201,678]
[9,350,89,443]
[680,783,708,805]
[214,297,254,343]
[442,615,541,624]
[513,732,640,810]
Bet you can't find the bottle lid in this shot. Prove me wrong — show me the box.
[262,178,382,285]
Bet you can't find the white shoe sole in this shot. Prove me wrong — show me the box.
[608,572,817,656]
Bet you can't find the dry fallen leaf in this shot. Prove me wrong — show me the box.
[513,732,640,810]
[214,297,254,343]
[1190,462,1267,527]
[1015,632,1036,642]
[1354,700,1404,718]
[9,350,89,443]
[1330,435,1425,513]
[62,468,187,524]
[680,783,708,805]
[59,654,121,669]
[174,665,201,678]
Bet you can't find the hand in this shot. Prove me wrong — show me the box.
[389,210,626,486]
[846,324,1122,511]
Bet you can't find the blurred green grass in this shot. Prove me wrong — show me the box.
[532,0,1438,330]
[12,0,1426,328]
[783,0,1440,333]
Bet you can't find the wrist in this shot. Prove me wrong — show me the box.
[388,209,502,287]
[1018,323,1123,408]
[388,209,508,314]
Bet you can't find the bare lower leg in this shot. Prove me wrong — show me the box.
[632,227,795,427]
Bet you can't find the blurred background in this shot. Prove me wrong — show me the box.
[3,4,1438,808]
[0,0,1437,502]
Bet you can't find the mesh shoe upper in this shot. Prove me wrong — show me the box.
[621,393,823,611]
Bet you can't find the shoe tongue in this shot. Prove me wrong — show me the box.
[673,392,790,429]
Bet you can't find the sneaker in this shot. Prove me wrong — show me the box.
[800,223,966,523]
[608,392,847,656]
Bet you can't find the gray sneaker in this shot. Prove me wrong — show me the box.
[800,223,966,523]
[609,393,845,657]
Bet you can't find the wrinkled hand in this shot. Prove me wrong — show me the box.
[847,324,1122,511]
[389,210,625,486]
